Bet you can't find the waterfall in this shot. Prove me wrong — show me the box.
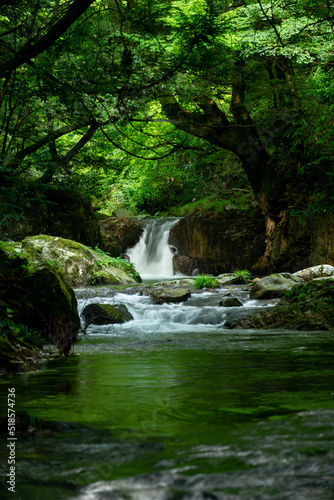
[126,218,178,279]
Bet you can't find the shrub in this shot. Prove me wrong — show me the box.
[89,247,141,283]
[194,274,218,289]
[233,269,252,283]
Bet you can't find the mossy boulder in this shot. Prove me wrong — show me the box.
[82,303,134,327]
[149,288,191,304]
[250,273,304,300]
[2,235,139,287]
[18,264,80,354]
[0,245,81,363]
[218,297,243,307]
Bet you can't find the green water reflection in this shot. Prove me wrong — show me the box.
[0,329,334,499]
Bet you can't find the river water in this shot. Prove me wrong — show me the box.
[0,220,334,499]
[0,284,334,500]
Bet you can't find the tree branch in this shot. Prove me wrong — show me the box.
[0,0,96,79]
[64,119,99,164]
[230,59,254,126]
[8,118,94,168]
[159,94,239,152]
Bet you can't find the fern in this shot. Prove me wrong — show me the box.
[194,274,218,289]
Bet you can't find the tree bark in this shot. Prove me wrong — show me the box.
[160,83,304,273]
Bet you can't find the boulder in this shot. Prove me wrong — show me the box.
[296,269,313,282]
[99,217,143,257]
[7,235,138,286]
[0,244,80,358]
[294,264,334,279]
[82,303,134,327]
[218,297,243,307]
[150,279,195,288]
[112,209,132,218]
[250,273,304,300]
[18,264,80,355]
[149,288,191,304]
[169,209,266,275]
[224,308,260,328]
[217,273,251,285]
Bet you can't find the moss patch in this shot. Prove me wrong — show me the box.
[4,235,140,287]
[227,280,334,330]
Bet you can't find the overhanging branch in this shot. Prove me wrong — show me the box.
[0,0,97,79]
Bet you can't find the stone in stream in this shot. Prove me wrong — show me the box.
[82,303,133,327]
[150,288,191,304]
[218,297,243,307]
[250,273,304,300]
[294,264,334,280]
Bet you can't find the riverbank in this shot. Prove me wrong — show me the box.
[225,279,334,330]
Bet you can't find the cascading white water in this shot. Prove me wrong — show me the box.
[126,218,179,279]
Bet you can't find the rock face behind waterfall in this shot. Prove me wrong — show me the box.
[169,209,266,275]
[99,217,143,257]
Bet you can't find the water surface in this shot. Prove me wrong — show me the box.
[0,286,333,500]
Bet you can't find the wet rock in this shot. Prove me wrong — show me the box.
[150,288,191,304]
[218,297,243,307]
[223,307,262,328]
[294,264,334,279]
[0,245,80,358]
[173,254,195,275]
[82,303,134,326]
[250,273,304,300]
[169,209,266,275]
[99,217,143,257]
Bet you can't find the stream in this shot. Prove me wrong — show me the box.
[0,220,334,500]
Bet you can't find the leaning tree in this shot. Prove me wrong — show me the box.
[155,0,334,272]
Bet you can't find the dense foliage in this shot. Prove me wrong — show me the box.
[0,0,333,220]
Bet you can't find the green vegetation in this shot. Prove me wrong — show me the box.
[0,318,45,348]
[1,0,334,271]
[194,274,219,290]
[89,247,141,284]
[232,280,334,330]
[233,270,252,283]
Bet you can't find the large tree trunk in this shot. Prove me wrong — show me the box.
[160,90,314,274]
